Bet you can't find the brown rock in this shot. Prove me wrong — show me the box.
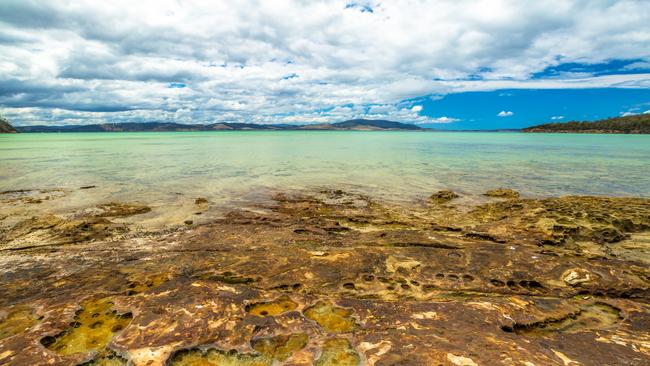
[429,190,459,204]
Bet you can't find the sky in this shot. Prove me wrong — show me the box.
[1,0,649,129]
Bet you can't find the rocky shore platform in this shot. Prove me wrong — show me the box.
[1,187,649,365]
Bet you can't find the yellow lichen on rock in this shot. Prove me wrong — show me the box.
[41,297,132,356]
[304,301,357,333]
[245,296,298,317]
[251,333,309,361]
[168,348,272,366]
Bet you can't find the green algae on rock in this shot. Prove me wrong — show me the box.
[78,350,128,366]
[502,302,623,336]
[41,297,132,356]
[94,202,151,217]
[304,301,357,333]
[0,306,39,340]
[168,348,272,366]
[251,333,309,361]
[315,338,360,366]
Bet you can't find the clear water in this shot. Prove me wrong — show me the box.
[1,131,649,207]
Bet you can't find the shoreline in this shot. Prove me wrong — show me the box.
[1,187,649,365]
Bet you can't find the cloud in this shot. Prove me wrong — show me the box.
[0,0,649,125]
[551,116,564,120]
[429,116,459,123]
[644,110,650,114]
[411,105,423,113]
[497,111,514,117]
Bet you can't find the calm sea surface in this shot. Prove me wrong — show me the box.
[2,131,650,209]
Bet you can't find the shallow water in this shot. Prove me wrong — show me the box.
[2,131,649,202]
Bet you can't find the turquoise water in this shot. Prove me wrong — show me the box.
[1,131,650,206]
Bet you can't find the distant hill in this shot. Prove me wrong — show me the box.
[303,119,422,130]
[14,119,422,132]
[524,114,650,134]
[0,116,17,133]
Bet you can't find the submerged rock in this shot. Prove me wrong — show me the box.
[94,202,151,217]
[429,190,459,204]
[483,188,520,198]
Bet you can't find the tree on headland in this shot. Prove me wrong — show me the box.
[0,114,18,133]
[524,114,650,134]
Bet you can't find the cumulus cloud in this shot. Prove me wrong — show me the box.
[0,0,649,125]
[497,111,514,117]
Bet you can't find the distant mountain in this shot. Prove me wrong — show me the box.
[14,119,422,132]
[0,116,17,133]
[524,114,650,134]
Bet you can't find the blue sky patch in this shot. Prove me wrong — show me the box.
[345,3,374,13]
[415,88,650,130]
[532,59,650,79]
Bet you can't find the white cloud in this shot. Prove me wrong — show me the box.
[411,105,423,113]
[497,111,514,117]
[551,116,564,120]
[644,110,650,114]
[0,0,649,125]
[429,116,459,123]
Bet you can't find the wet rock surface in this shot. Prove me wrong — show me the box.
[483,188,520,199]
[429,190,459,204]
[1,189,649,365]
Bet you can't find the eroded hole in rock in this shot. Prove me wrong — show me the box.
[464,232,506,243]
[303,301,357,333]
[246,296,298,317]
[502,302,622,336]
[490,279,505,287]
[519,280,545,291]
[41,297,132,356]
[325,226,351,234]
[124,272,170,296]
[271,283,302,291]
[315,338,360,366]
[201,272,256,285]
[251,333,309,361]
[0,306,39,340]
[390,242,460,249]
